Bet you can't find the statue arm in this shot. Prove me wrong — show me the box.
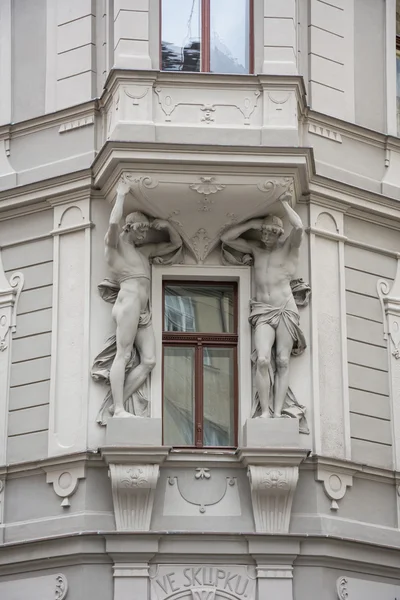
[105,180,130,249]
[280,193,303,249]
[143,220,183,258]
[220,219,263,253]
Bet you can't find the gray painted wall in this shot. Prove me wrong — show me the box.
[12,0,47,122]
[1,211,53,463]
[354,0,386,132]
[344,217,398,468]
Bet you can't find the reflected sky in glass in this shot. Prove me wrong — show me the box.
[210,0,249,73]
[161,0,201,71]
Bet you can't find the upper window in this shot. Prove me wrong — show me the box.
[162,282,237,448]
[160,0,253,74]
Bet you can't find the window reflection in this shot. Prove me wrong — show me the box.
[203,347,235,446]
[161,0,201,71]
[164,284,235,333]
[210,0,249,74]
[163,346,195,445]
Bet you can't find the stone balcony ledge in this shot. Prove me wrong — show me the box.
[101,70,307,149]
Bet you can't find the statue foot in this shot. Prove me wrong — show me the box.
[113,408,137,418]
[274,411,282,418]
[258,411,271,419]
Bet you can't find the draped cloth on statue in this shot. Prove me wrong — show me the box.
[249,297,310,434]
[91,286,151,424]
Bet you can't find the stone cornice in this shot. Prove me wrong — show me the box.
[0,169,92,217]
[3,450,400,486]
[0,100,98,140]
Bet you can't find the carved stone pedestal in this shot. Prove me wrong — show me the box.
[102,423,169,531]
[239,420,309,534]
[106,417,162,446]
[243,417,300,447]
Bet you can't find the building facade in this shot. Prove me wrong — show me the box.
[1,1,400,599]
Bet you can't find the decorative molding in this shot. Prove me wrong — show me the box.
[109,464,159,531]
[125,86,149,105]
[166,470,237,515]
[316,467,354,511]
[190,228,211,263]
[247,466,299,533]
[189,176,225,196]
[0,268,24,352]
[59,115,94,134]
[377,278,400,358]
[154,87,260,125]
[189,176,225,213]
[55,574,68,600]
[308,123,342,143]
[195,468,211,479]
[45,464,86,508]
[336,577,348,600]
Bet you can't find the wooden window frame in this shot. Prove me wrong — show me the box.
[159,0,254,74]
[162,280,238,448]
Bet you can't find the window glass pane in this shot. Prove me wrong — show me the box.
[161,0,201,71]
[164,284,235,333]
[203,347,235,446]
[163,346,195,445]
[210,0,250,74]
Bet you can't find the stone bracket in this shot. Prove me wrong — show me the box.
[247,465,299,533]
[316,466,353,511]
[239,448,309,534]
[109,464,160,531]
[45,463,86,508]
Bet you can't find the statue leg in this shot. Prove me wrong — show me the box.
[254,323,275,418]
[110,294,141,417]
[273,320,294,417]
[123,325,156,403]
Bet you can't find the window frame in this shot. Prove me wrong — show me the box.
[159,0,254,74]
[162,280,238,448]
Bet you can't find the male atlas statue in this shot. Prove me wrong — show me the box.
[221,190,305,419]
[104,179,182,418]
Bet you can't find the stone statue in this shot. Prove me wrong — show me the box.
[221,190,310,432]
[91,179,183,421]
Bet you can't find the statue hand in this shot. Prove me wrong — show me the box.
[152,219,169,230]
[279,190,293,206]
[116,178,131,196]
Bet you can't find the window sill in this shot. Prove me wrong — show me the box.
[165,447,241,467]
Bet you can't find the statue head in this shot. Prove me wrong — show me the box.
[123,211,150,244]
[261,215,284,247]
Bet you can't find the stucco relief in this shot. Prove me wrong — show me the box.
[150,565,256,600]
[164,469,240,516]
[221,189,310,431]
[154,87,260,126]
